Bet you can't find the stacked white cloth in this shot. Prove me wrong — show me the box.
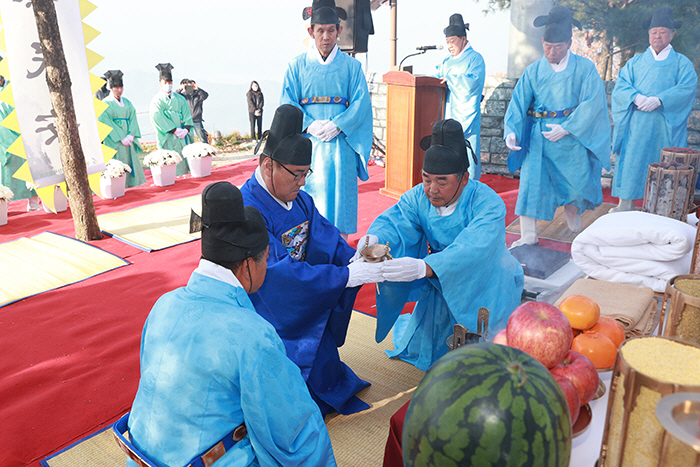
[571,211,697,292]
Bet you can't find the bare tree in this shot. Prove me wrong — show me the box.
[32,0,101,241]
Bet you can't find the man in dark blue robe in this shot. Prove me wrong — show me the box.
[240,105,385,416]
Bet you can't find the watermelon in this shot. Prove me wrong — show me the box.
[402,343,572,467]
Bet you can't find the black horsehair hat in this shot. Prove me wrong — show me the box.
[644,7,682,31]
[155,63,174,81]
[534,6,582,43]
[420,119,470,175]
[254,104,312,166]
[105,70,123,88]
[303,0,347,26]
[189,182,268,264]
[444,13,469,37]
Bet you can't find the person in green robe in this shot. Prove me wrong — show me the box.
[149,63,193,176]
[98,70,146,188]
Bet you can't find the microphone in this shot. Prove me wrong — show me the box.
[416,45,443,51]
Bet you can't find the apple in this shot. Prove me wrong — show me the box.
[550,350,599,406]
[492,329,508,346]
[506,301,573,369]
[552,373,581,425]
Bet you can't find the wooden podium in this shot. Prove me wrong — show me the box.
[380,71,446,199]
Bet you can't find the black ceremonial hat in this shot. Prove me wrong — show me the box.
[303,0,347,25]
[155,63,174,81]
[643,7,682,31]
[254,105,309,164]
[444,13,469,37]
[534,6,582,43]
[420,119,470,174]
[105,70,123,88]
[192,182,269,264]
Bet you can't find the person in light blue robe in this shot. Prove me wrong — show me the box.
[504,6,610,246]
[149,63,193,176]
[128,182,335,467]
[366,119,523,371]
[610,7,698,210]
[98,70,146,188]
[280,1,373,236]
[434,13,485,181]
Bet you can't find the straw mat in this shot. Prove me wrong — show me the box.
[40,311,425,467]
[98,195,201,251]
[506,203,615,243]
[0,232,129,308]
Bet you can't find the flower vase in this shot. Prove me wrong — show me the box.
[0,199,7,226]
[43,186,68,213]
[188,155,213,178]
[100,174,127,199]
[152,163,177,187]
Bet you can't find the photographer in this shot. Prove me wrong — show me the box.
[177,78,209,143]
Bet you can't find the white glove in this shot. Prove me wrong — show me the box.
[121,136,132,146]
[382,257,427,282]
[349,234,379,263]
[638,96,661,112]
[634,94,648,109]
[318,121,341,142]
[346,261,385,288]
[307,120,328,139]
[542,124,570,142]
[174,128,188,139]
[505,132,521,151]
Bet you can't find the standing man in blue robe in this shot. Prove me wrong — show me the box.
[241,105,385,416]
[149,63,193,176]
[280,0,373,240]
[610,7,698,212]
[434,13,485,181]
[126,182,335,467]
[362,119,524,371]
[504,6,611,246]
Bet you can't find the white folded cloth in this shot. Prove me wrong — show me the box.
[571,211,697,292]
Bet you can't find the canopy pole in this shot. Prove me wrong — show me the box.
[390,0,397,68]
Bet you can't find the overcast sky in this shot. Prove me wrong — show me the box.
[88,0,511,139]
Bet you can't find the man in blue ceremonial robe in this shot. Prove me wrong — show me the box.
[434,13,485,181]
[149,63,193,176]
[364,119,524,371]
[610,7,698,212]
[241,105,385,416]
[280,0,373,239]
[126,182,335,467]
[98,70,146,188]
[504,6,611,246]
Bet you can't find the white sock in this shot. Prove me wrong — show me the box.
[564,204,582,233]
[511,216,538,247]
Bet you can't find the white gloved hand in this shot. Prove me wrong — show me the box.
[638,96,661,112]
[633,94,648,109]
[318,121,341,142]
[346,260,385,288]
[174,128,188,139]
[349,234,379,263]
[126,135,135,144]
[121,136,132,146]
[542,124,570,142]
[382,257,427,282]
[307,120,329,138]
[505,132,521,151]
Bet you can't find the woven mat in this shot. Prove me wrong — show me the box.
[0,232,129,308]
[97,195,201,252]
[40,311,425,467]
[506,203,616,243]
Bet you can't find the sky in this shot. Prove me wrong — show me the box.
[88,0,511,142]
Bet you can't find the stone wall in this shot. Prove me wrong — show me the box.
[367,73,700,176]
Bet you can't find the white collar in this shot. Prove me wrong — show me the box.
[435,203,457,216]
[309,43,339,65]
[194,258,243,288]
[452,41,472,60]
[255,166,293,210]
[650,44,673,61]
[548,49,571,72]
[113,96,124,107]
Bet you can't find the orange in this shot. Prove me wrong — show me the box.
[571,331,617,369]
[587,316,626,349]
[559,295,600,330]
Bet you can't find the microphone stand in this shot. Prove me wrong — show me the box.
[398,50,426,70]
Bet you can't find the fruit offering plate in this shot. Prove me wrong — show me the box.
[655,392,700,452]
[572,404,592,438]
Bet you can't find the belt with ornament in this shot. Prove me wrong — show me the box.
[526,107,576,118]
[300,96,349,107]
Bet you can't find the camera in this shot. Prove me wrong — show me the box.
[184,84,194,95]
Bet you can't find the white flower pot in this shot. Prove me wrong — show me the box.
[188,155,213,178]
[100,174,127,199]
[152,163,177,187]
[43,186,68,213]
[0,199,7,226]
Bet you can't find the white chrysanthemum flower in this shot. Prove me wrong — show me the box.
[0,184,14,201]
[143,150,182,167]
[182,142,218,159]
[101,159,133,179]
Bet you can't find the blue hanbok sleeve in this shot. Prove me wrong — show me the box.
[657,55,698,144]
[611,58,639,155]
[504,68,534,172]
[280,59,309,129]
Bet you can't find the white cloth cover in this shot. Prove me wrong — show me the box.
[571,211,697,292]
